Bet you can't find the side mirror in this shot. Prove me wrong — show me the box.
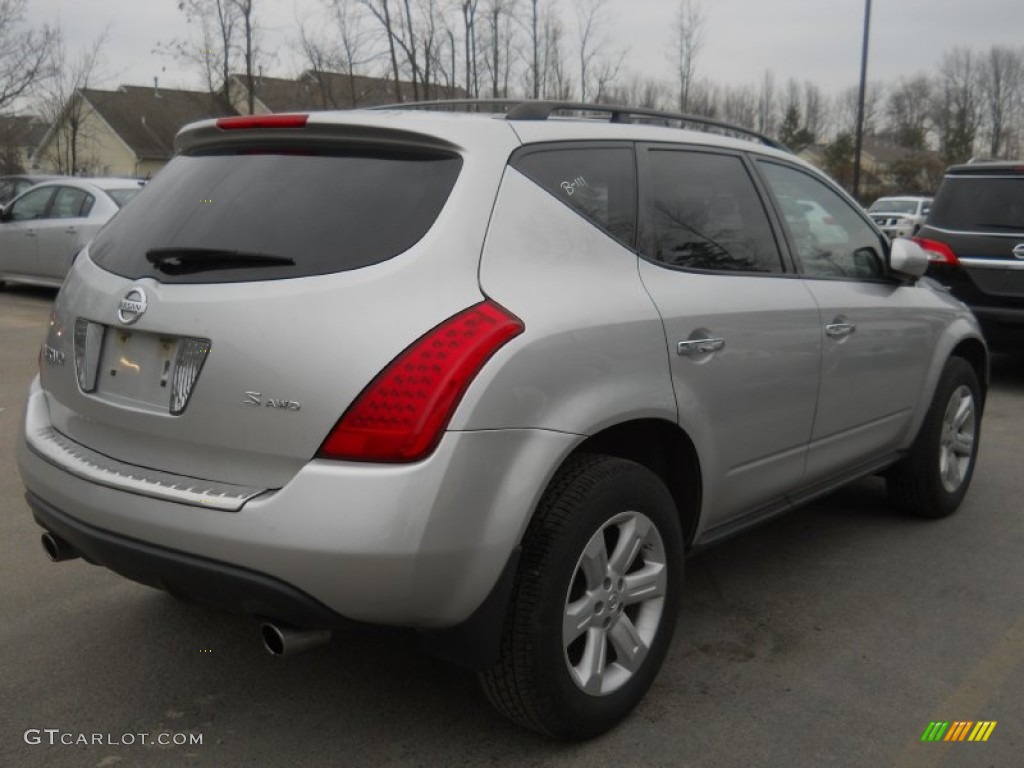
[889,237,929,279]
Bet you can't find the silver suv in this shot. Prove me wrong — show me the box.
[17,102,987,739]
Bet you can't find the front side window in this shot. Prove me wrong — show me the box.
[9,186,54,221]
[512,145,636,247]
[647,149,783,273]
[758,161,885,280]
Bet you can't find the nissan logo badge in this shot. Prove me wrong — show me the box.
[117,287,148,325]
[1013,243,1024,260]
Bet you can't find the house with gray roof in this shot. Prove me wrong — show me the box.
[35,83,236,178]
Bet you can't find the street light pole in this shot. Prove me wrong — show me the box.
[852,0,872,201]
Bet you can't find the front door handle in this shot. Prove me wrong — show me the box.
[825,321,856,338]
[677,337,725,357]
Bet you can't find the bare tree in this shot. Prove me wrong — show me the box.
[979,46,1023,158]
[541,3,570,98]
[721,83,758,129]
[834,81,882,139]
[162,0,241,108]
[757,69,775,136]
[460,0,480,97]
[233,0,258,114]
[0,0,58,111]
[480,0,517,98]
[572,0,620,102]
[669,0,704,112]
[803,81,825,142]
[886,75,932,150]
[38,29,107,175]
[934,48,983,163]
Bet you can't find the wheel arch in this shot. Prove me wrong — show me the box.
[949,336,989,402]
[572,418,702,548]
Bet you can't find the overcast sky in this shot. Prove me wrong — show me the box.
[24,0,1024,99]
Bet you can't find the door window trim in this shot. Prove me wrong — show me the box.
[752,158,897,284]
[635,142,794,278]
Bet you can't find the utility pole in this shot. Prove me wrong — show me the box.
[852,0,872,200]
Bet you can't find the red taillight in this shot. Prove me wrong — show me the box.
[216,114,309,130]
[912,237,960,266]
[318,301,524,463]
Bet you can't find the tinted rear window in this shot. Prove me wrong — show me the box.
[930,176,1024,231]
[89,148,462,283]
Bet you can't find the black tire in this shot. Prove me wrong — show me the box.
[887,357,982,518]
[479,453,684,740]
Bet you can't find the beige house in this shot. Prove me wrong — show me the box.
[798,138,942,197]
[35,85,235,178]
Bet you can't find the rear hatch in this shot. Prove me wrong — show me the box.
[917,167,1024,312]
[36,113,518,490]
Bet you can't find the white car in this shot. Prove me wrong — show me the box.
[0,177,144,289]
[868,196,932,239]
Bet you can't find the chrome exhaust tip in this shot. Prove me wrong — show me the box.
[41,531,80,562]
[259,622,331,657]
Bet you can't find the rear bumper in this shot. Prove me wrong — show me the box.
[26,491,344,629]
[18,377,577,628]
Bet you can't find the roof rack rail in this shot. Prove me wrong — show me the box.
[370,98,787,150]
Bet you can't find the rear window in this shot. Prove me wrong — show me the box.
[89,148,462,283]
[929,176,1024,231]
[107,187,142,208]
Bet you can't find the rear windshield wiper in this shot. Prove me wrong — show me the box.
[146,248,295,275]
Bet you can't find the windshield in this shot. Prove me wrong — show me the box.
[89,147,462,283]
[869,199,918,214]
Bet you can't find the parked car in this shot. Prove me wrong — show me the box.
[0,174,63,205]
[18,103,988,740]
[868,195,932,239]
[914,162,1024,351]
[0,177,144,288]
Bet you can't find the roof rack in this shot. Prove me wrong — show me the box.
[370,98,787,150]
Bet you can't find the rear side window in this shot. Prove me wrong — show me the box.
[929,176,1024,232]
[512,145,636,247]
[89,148,462,283]
[647,149,782,273]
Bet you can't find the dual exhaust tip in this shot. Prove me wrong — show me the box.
[41,529,331,656]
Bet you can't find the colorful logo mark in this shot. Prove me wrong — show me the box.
[921,721,997,742]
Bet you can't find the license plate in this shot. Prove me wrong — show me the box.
[96,328,180,409]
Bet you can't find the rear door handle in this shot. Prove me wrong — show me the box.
[677,337,725,357]
[64,227,77,234]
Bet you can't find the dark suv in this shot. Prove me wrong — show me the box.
[915,162,1024,351]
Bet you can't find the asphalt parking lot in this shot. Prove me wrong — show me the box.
[1,285,1021,768]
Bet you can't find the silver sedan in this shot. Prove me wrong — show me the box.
[0,177,143,288]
